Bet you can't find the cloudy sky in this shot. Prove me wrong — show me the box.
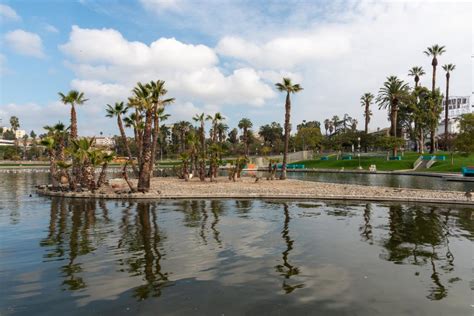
[0,0,472,136]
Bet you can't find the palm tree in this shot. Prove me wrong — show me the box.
[207,112,224,143]
[58,90,88,139]
[97,152,116,188]
[132,82,154,192]
[376,76,410,156]
[148,80,175,171]
[216,122,228,143]
[360,93,374,134]
[331,115,340,134]
[106,102,137,175]
[275,77,303,180]
[40,136,59,189]
[442,63,455,147]
[424,45,446,93]
[192,113,209,181]
[238,118,253,157]
[408,66,425,88]
[323,119,330,136]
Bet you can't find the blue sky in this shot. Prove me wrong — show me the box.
[0,0,472,136]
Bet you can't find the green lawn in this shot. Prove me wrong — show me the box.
[422,153,474,173]
[294,152,474,173]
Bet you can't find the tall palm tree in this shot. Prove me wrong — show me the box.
[40,136,59,189]
[331,115,340,134]
[148,80,175,171]
[424,45,446,93]
[376,76,410,156]
[193,113,209,181]
[275,77,303,180]
[408,66,425,88]
[132,82,154,192]
[360,93,374,134]
[106,102,137,174]
[238,118,253,157]
[58,90,88,139]
[442,63,455,147]
[207,112,224,143]
[323,119,330,136]
[216,122,229,143]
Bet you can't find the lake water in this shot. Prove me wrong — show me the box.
[1,173,473,315]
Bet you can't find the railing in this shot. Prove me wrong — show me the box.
[413,155,423,170]
[426,156,437,169]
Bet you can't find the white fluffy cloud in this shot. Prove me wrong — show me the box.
[60,25,276,125]
[216,29,351,69]
[0,102,69,133]
[139,0,183,13]
[44,24,59,33]
[4,29,45,58]
[0,4,21,22]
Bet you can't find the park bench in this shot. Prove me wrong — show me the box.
[287,164,305,169]
[436,156,446,161]
[461,167,474,177]
[342,155,352,160]
[389,156,401,161]
[321,156,329,161]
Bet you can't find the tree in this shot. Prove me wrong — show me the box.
[40,137,59,189]
[58,90,88,139]
[323,119,330,136]
[106,102,137,174]
[275,77,303,180]
[238,118,253,156]
[331,115,340,134]
[424,45,446,93]
[192,113,209,181]
[408,66,425,88]
[9,116,19,133]
[259,122,283,151]
[360,93,374,135]
[442,63,455,148]
[454,113,474,153]
[295,127,322,151]
[148,80,175,171]
[376,76,410,156]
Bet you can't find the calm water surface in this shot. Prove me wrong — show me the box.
[286,172,474,192]
[1,173,473,315]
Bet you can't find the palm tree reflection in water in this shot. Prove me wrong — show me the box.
[381,205,459,300]
[275,203,304,294]
[129,202,170,300]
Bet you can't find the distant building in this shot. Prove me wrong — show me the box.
[94,136,115,148]
[0,139,15,146]
[437,94,473,136]
[440,95,472,119]
[1,127,26,139]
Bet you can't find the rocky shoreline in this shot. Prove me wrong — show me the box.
[36,176,473,205]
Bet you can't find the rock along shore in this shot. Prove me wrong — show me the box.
[36,177,473,206]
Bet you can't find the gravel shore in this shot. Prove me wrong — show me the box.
[37,176,473,205]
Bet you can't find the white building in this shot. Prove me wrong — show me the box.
[437,94,473,135]
[0,127,26,139]
[94,136,115,148]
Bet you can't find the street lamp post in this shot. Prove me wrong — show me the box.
[357,137,362,170]
[302,120,306,151]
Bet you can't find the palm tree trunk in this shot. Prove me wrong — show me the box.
[392,108,398,157]
[138,109,153,192]
[70,104,78,139]
[49,150,59,189]
[431,63,436,93]
[97,162,108,188]
[281,92,291,180]
[444,74,450,149]
[150,107,160,175]
[430,129,436,154]
[118,116,137,176]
